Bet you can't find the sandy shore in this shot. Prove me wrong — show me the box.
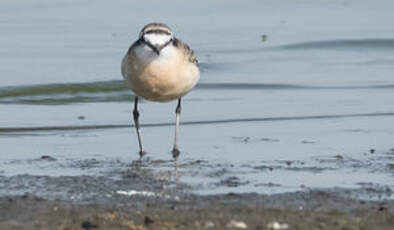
[1,168,393,230]
[1,191,393,230]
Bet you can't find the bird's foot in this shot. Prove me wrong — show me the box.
[138,150,146,158]
[172,147,181,159]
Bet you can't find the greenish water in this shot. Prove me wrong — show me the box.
[0,80,131,105]
[2,79,394,105]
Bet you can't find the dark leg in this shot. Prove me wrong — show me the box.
[133,96,145,157]
[172,98,181,159]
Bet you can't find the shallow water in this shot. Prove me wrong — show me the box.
[1,0,394,198]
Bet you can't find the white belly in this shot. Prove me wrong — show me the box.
[122,46,200,102]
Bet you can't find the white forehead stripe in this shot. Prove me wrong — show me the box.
[144,33,172,46]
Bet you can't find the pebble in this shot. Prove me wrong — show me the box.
[204,221,215,228]
[227,220,247,229]
[267,221,289,230]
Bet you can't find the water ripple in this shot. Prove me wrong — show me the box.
[1,112,393,134]
[279,38,394,51]
[1,80,394,104]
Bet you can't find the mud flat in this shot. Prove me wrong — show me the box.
[0,165,393,230]
[1,190,393,230]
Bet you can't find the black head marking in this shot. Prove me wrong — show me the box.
[138,36,174,56]
[144,29,171,35]
[139,22,172,38]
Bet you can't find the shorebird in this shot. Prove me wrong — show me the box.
[121,23,200,159]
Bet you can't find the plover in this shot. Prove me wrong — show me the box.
[121,23,200,159]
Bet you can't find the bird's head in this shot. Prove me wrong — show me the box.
[139,23,174,55]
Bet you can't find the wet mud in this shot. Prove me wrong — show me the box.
[1,186,394,230]
[1,157,394,230]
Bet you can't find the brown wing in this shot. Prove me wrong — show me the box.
[173,38,199,67]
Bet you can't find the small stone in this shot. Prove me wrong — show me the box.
[81,221,98,230]
[334,154,344,159]
[301,140,315,144]
[261,137,279,142]
[40,155,57,161]
[204,221,215,228]
[378,203,387,212]
[144,216,154,226]
[242,137,250,143]
[261,34,268,42]
[227,220,247,229]
[267,221,289,230]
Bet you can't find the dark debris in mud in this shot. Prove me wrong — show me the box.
[232,136,281,144]
[0,168,185,203]
[216,176,249,188]
[3,148,394,197]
